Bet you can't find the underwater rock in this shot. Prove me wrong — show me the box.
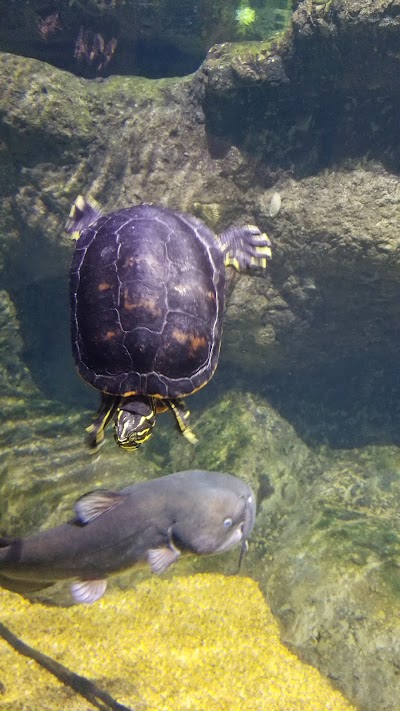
[0,291,38,400]
[201,0,400,213]
[251,167,400,374]
[257,444,400,711]
[0,574,356,711]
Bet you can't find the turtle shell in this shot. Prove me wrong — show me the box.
[70,204,225,399]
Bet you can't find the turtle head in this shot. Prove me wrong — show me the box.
[114,396,156,450]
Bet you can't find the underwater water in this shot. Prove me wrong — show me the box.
[0,0,291,78]
[1,1,400,710]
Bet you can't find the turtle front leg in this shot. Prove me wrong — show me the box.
[86,393,120,452]
[167,398,198,444]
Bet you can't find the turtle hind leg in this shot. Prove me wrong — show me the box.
[86,393,119,452]
[168,399,198,444]
[65,195,102,239]
[220,224,272,271]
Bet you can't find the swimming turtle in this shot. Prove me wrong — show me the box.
[67,196,271,451]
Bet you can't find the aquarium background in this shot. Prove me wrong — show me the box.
[1,0,400,710]
[0,0,291,78]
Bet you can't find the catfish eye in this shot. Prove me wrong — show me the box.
[223,517,233,528]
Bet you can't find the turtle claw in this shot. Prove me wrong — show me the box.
[182,427,199,445]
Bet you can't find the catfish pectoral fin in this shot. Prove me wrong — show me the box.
[71,579,107,604]
[0,575,54,595]
[147,546,180,574]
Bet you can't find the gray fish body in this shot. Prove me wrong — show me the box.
[0,470,255,603]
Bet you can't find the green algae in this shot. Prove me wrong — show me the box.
[203,33,291,89]
[98,72,192,101]
[314,515,399,564]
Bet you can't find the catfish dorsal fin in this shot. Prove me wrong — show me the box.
[74,490,125,524]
